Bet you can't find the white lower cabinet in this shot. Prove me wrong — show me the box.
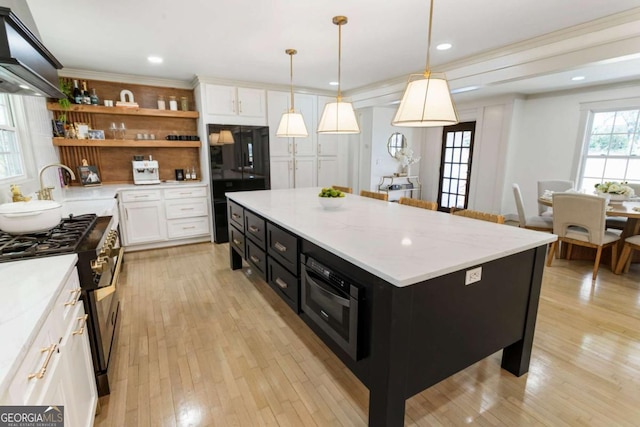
[270,158,294,190]
[1,268,97,427]
[120,200,166,245]
[119,185,211,249]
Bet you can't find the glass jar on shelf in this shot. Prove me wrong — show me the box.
[157,95,166,110]
[168,96,178,111]
[180,96,188,111]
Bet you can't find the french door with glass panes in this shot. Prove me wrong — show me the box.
[437,122,476,211]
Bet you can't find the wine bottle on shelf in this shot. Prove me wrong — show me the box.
[185,167,192,180]
[72,80,82,104]
[90,88,99,105]
[81,81,91,105]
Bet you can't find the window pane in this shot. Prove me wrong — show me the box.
[626,159,640,180]
[442,178,450,193]
[461,148,470,163]
[459,164,468,178]
[443,163,452,178]
[462,131,471,147]
[441,194,449,207]
[446,133,454,147]
[456,195,465,208]
[445,148,453,163]
[603,158,627,180]
[583,158,605,179]
[582,178,600,193]
[451,163,460,178]
[450,179,459,195]
[612,110,638,133]
[454,132,462,147]
[608,134,631,155]
[453,148,461,163]
[588,134,610,155]
[591,112,615,134]
[458,180,467,195]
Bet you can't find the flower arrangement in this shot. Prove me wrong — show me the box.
[594,181,635,197]
[394,147,421,168]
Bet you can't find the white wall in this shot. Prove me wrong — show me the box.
[501,83,640,218]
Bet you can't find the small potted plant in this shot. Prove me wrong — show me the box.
[52,79,72,137]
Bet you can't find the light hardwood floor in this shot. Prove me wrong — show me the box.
[95,243,640,426]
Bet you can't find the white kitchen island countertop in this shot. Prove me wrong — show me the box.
[227,188,557,287]
[0,254,78,392]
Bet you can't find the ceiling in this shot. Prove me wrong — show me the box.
[25,0,640,102]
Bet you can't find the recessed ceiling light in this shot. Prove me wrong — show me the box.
[329,81,339,86]
[436,43,452,51]
[147,56,163,64]
[571,76,585,81]
[19,84,29,90]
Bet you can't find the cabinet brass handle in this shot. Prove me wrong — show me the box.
[275,277,288,289]
[182,226,196,230]
[134,195,149,198]
[250,255,260,263]
[180,207,195,211]
[232,213,241,220]
[64,288,81,306]
[27,344,56,380]
[249,225,259,233]
[179,192,193,195]
[232,238,242,246]
[238,100,243,113]
[72,314,89,336]
[274,242,287,252]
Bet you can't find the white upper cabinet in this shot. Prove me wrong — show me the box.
[205,84,266,121]
[291,93,316,157]
[267,91,293,157]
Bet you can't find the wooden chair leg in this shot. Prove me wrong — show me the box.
[615,244,631,274]
[567,243,573,260]
[592,246,603,280]
[610,243,617,273]
[624,247,635,273]
[546,241,557,267]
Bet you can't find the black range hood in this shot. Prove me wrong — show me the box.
[0,7,63,98]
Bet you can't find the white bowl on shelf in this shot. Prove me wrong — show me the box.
[318,196,345,210]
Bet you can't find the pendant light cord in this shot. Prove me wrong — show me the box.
[425,0,434,75]
[337,21,342,101]
[289,52,295,112]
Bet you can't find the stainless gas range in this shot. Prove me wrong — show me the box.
[0,214,122,396]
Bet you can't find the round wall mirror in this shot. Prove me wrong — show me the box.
[387,132,406,158]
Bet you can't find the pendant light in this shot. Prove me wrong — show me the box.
[317,16,360,134]
[392,0,458,127]
[276,49,308,138]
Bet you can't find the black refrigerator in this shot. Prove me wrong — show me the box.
[208,124,270,243]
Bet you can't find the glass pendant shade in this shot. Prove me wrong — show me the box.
[276,111,308,137]
[317,100,360,134]
[392,73,458,127]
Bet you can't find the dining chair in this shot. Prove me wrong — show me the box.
[398,197,437,211]
[614,235,640,274]
[512,183,553,231]
[626,182,640,196]
[450,207,505,224]
[360,190,388,201]
[546,193,620,280]
[537,179,574,215]
[332,185,353,194]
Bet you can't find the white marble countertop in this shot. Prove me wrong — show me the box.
[227,188,557,287]
[0,254,78,392]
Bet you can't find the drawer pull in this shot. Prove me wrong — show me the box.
[249,225,259,233]
[180,207,195,211]
[134,195,149,198]
[275,277,288,289]
[64,288,82,306]
[232,238,242,246]
[182,226,196,230]
[250,255,260,263]
[179,192,193,195]
[72,314,89,336]
[27,344,57,380]
[232,213,241,220]
[274,242,287,252]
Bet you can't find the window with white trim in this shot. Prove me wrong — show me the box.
[0,94,25,181]
[580,108,640,191]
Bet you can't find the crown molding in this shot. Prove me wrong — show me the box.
[193,75,335,97]
[58,68,194,89]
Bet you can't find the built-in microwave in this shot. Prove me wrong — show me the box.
[301,254,364,360]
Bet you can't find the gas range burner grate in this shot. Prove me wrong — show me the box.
[0,214,98,262]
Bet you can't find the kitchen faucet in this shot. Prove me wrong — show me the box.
[38,163,76,200]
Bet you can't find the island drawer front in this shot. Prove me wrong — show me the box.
[267,258,300,313]
[246,240,266,279]
[120,189,161,203]
[267,223,299,275]
[164,187,207,200]
[245,210,266,249]
[229,224,245,258]
[228,200,244,232]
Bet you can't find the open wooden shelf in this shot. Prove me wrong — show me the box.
[46,102,199,119]
[52,138,201,148]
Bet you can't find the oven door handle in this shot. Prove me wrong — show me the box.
[303,267,350,307]
[96,247,124,301]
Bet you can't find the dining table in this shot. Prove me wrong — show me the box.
[538,196,640,268]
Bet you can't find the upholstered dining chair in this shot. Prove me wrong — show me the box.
[398,197,437,211]
[360,190,388,201]
[546,193,620,280]
[332,185,352,194]
[537,179,574,215]
[450,208,505,224]
[614,235,640,274]
[512,184,553,231]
